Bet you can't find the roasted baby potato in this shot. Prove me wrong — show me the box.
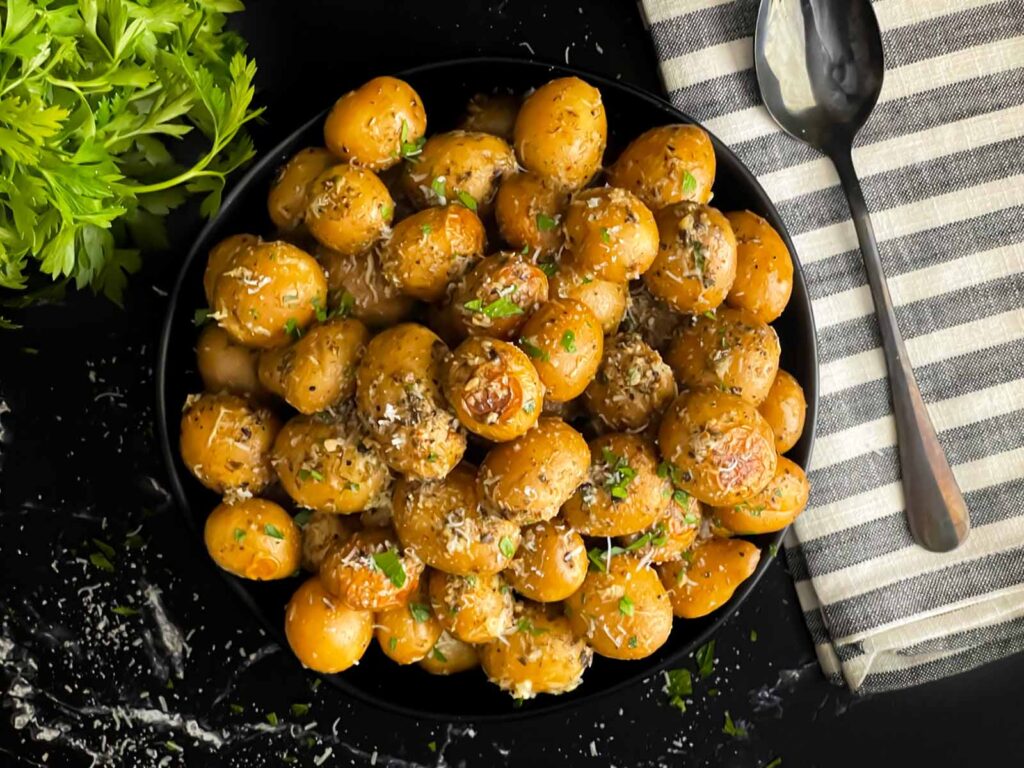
[548,267,629,334]
[323,76,427,171]
[268,147,337,232]
[300,510,357,572]
[725,210,794,323]
[713,456,809,534]
[658,389,777,506]
[204,233,260,305]
[664,307,781,406]
[583,333,677,431]
[258,317,369,414]
[285,576,373,674]
[429,570,514,644]
[759,369,807,454]
[212,240,327,348]
[317,245,416,328]
[445,337,544,441]
[418,630,479,675]
[562,433,671,537]
[196,324,265,400]
[623,284,684,354]
[402,130,516,213]
[563,187,658,282]
[505,519,587,602]
[379,205,486,301]
[607,124,716,210]
[565,555,673,660]
[392,464,521,575]
[514,77,607,190]
[480,602,592,698]
[180,392,278,495]
[355,323,466,479]
[272,414,390,515]
[616,489,703,564]
[517,298,603,403]
[448,252,549,340]
[204,498,301,580]
[658,537,760,618]
[306,164,394,255]
[319,527,423,611]
[375,582,444,665]
[458,92,520,141]
[495,172,569,256]
[478,417,590,525]
[645,202,737,315]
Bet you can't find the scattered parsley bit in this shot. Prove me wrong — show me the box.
[455,189,478,212]
[768,543,779,558]
[389,636,398,651]
[398,119,426,160]
[560,330,576,352]
[693,241,706,273]
[93,539,115,559]
[293,510,312,527]
[682,170,698,196]
[602,448,637,500]
[516,618,550,636]
[672,489,690,508]
[229,703,244,714]
[290,702,310,717]
[266,712,279,726]
[702,310,716,321]
[431,176,448,204]
[536,212,557,231]
[264,524,285,540]
[409,603,431,623]
[344,481,360,491]
[284,318,302,339]
[624,524,668,552]
[499,536,516,559]
[763,759,783,768]
[111,606,139,617]
[337,291,356,317]
[420,223,432,236]
[663,668,692,712]
[581,274,594,284]
[599,227,611,243]
[695,639,716,679]
[628,635,638,648]
[427,452,438,463]
[311,296,329,323]
[464,292,523,319]
[520,243,531,255]
[586,543,627,572]
[722,711,747,739]
[427,741,437,753]
[537,260,558,277]
[522,399,536,414]
[298,468,324,482]
[233,528,246,543]
[379,203,393,220]
[618,595,635,616]
[193,308,213,327]
[165,741,182,753]
[371,550,407,588]
[89,552,114,572]
[518,337,549,362]
[750,629,758,642]
[431,646,448,662]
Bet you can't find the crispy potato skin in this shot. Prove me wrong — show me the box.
[323,76,427,171]
[317,245,416,328]
[204,498,301,580]
[664,306,781,406]
[563,187,658,282]
[268,147,337,232]
[196,324,265,400]
[658,538,761,618]
[607,124,716,210]
[402,130,516,213]
[418,630,479,675]
[518,298,603,403]
[713,456,809,534]
[375,582,444,665]
[725,210,794,323]
[306,164,394,256]
[285,576,373,674]
[583,333,677,431]
[549,268,628,335]
[514,77,607,190]
[759,369,807,454]
[319,527,423,611]
[505,520,587,602]
[204,234,260,305]
[429,570,514,643]
[658,389,777,506]
[448,253,549,341]
[495,173,568,255]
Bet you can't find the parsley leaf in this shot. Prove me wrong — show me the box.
[722,711,748,739]
[602,447,637,500]
[560,330,576,352]
[535,212,557,231]
[455,190,478,212]
[518,337,549,362]
[537,260,559,277]
[695,639,716,679]
[263,524,285,540]
[618,595,634,616]
[600,227,611,243]
[499,536,516,559]
[663,668,692,711]
[465,293,522,319]
[409,603,431,623]
[371,550,407,588]
[516,618,550,636]
[682,170,698,196]
[398,119,425,160]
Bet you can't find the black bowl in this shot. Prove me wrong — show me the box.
[156,57,818,721]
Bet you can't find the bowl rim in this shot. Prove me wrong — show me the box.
[156,55,819,722]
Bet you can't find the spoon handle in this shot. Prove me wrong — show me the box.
[830,147,970,552]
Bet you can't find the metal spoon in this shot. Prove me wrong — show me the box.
[753,0,969,552]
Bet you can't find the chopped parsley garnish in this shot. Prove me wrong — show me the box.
[431,646,448,662]
[193,308,213,327]
[535,212,557,231]
[602,447,637,500]
[93,539,115,559]
[344,481,360,491]
[522,399,536,414]
[722,711,747,739]
[284,317,302,339]
[298,468,324,482]
[89,552,114,572]
[111,606,139,617]
[427,741,438,753]
[398,119,426,160]
[455,189,478,212]
[681,170,698,196]
[264,524,285,540]
[586,543,627,572]
[768,543,779,558]
[560,330,576,352]
[537,260,559,277]
[427,452,438,463]
[389,636,398,651]
[695,639,716,678]
[229,703,244,714]
[519,337,549,362]
[663,668,692,712]
[692,241,706,273]
[290,703,310,717]
[672,489,690,508]
[763,759,783,768]
[409,603,431,623]
[702,310,716,321]
[499,536,516,559]
[750,629,758,642]
[624,524,668,552]
[266,712,279,726]
[618,595,634,616]
[431,176,448,204]
[420,223,432,236]
[599,227,611,243]
[233,528,246,543]
[293,510,312,527]
[371,550,407,588]
[379,203,393,221]
[628,635,638,648]
[464,291,523,319]
[516,618,550,636]
[311,296,329,323]
[165,741,181,752]
[337,290,356,317]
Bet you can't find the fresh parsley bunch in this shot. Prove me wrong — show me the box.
[0,0,263,320]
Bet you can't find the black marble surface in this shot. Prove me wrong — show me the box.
[0,1,1021,766]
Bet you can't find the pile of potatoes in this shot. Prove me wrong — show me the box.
[181,74,809,700]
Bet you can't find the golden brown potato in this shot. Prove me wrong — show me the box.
[375,582,444,665]
[658,389,777,506]
[272,414,390,514]
[713,456,809,534]
[480,602,592,698]
[448,252,548,341]
[306,164,394,255]
[392,464,521,576]
[562,433,671,537]
[495,172,568,256]
[607,124,716,210]
[759,369,807,454]
[645,202,737,315]
[505,519,587,602]
[548,268,628,334]
[319,527,423,611]
[268,147,337,232]
[285,576,373,673]
[616,489,703,564]
[204,233,260,305]
[458,92,520,141]
[300,510,356,572]
[583,333,676,431]
[565,556,673,660]
[514,77,607,190]
[323,76,427,171]
[445,337,544,441]
[317,245,416,328]
[725,210,794,323]
[429,570,514,643]
[563,187,658,282]
[658,538,760,618]
[257,317,369,414]
[212,240,327,348]
[355,324,466,479]
[664,307,781,406]
[180,392,278,494]
[478,417,590,525]
[418,630,479,675]
[402,130,516,213]
[204,498,301,580]
[518,298,603,403]
[379,205,486,301]
[196,324,265,400]
[623,284,684,354]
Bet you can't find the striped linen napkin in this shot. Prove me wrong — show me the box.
[639,0,1024,693]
